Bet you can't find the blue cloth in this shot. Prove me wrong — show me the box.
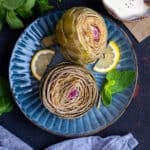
[45,134,138,150]
[0,125,138,150]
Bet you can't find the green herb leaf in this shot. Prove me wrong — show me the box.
[21,0,36,10]
[2,0,26,10]
[101,69,136,106]
[0,97,13,115]
[106,69,136,94]
[16,0,36,18]
[0,76,13,116]
[16,9,33,18]
[0,3,6,21]
[0,0,56,31]
[101,85,112,106]
[6,10,24,29]
[36,0,53,13]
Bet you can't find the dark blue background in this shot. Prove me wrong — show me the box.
[0,0,150,149]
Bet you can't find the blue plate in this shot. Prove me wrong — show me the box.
[9,11,138,137]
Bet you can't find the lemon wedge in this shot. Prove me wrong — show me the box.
[93,41,120,73]
[31,49,55,80]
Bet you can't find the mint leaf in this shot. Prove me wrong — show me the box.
[2,0,25,10]
[101,69,136,106]
[0,97,13,115]
[0,76,13,116]
[6,10,24,29]
[106,69,136,93]
[20,0,36,10]
[16,9,33,18]
[0,2,6,31]
[16,0,36,18]
[0,3,6,21]
[101,85,112,106]
[36,0,53,13]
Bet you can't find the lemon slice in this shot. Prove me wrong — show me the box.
[93,41,120,73]
[31,49,55,80]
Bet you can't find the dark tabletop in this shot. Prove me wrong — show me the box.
[0,0,150,150]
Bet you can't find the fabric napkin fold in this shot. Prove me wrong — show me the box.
[123,17,150,42]
[45,133,138,150]
[0,126,33,150]
[0,125,138,150]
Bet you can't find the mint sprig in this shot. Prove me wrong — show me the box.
[0,0,58,31]
[101,69,136,106]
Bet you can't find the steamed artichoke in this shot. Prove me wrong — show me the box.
[40,63,98,119]
[56,7,108,64]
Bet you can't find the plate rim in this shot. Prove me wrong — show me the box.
[9,11,138,137]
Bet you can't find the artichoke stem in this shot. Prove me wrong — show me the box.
[42,34,58,48]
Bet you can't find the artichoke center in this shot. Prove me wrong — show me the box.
[67,88,79,100]
[91,25,100,42]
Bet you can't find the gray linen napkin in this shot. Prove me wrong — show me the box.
[0,125,138,150]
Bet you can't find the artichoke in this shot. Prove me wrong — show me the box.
[56,7,108,64]
[40,63,98,119]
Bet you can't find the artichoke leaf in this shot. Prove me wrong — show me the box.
[56,19,67,46]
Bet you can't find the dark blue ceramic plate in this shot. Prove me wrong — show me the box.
[9,11,138,137]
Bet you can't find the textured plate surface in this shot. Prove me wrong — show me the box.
[9,11,137,136]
